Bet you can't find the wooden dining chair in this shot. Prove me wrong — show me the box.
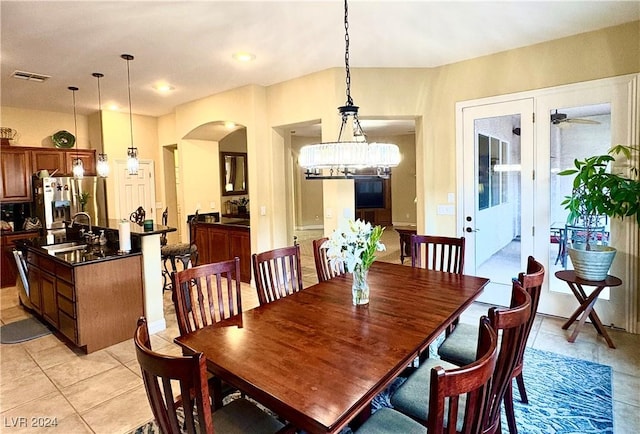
[390,282,530,434]
[503,256,545,434]
[252,245,303,306]
[312,237,345,282]
[355,315,498,434]
[172,257,243,335]
[437,256,545,434]
[171,258,243,408]
[134,317,288,434]
[411,234,466,342]
[410,234,465,274]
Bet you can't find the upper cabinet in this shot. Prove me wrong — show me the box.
[220,152,248,196]
[1,146,97,204]
[63,150,96,176]
[0,146,32,202]
[31,149,64,175]
[32,148,96,176]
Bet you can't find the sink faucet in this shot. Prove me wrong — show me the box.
[71,212,92,235]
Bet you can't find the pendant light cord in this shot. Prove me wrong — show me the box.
[124,55,134,150]
[92,73,104,149]
[70,87,79,159]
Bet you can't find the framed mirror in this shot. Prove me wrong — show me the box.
[220,152,248,196]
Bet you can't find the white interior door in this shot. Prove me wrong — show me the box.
[461,99,534,307]
[115,160,156,222]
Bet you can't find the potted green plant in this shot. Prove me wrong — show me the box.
[78,192,91,212]
[559,144,640,280]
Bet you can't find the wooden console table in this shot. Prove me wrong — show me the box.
[394,226,417,264]
[555,270,621,349]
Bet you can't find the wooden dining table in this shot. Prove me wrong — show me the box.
[174,261,489,434]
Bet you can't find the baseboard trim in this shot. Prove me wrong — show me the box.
[295,225,324,231]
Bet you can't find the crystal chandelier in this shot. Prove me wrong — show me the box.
[93,72,109,178]
[122,54,139,176]
[298,0,400,179]
[69,86,84,179]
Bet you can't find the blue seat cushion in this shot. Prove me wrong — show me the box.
[437,323,479,366]
[390,358,465,430]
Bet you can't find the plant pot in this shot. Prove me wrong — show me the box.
[568,244,616,281]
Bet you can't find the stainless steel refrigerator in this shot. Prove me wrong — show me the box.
[33,176,108,236]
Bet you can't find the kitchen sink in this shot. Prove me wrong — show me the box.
[42,242,87,254]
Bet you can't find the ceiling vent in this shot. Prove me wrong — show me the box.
[11,70,51,82]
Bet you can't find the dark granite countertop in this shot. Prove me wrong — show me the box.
[91,219,177,237]
[16,237,142,266]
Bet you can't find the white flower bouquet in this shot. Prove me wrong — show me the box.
[322,219,386,305]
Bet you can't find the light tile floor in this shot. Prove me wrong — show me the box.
[0,229,638,433]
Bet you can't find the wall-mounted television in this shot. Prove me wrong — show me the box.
[355,179,384,209]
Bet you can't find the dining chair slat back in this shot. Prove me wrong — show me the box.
[172,257,242,336]
[358,316,498,434]
[481,281,532,434]
[504,256,545,434]
[430,315,499,434]
[411,234,465,274]
[312,237,346,282]
[135,316,289,434]
[134,317,214,434]
[252,245,303,306]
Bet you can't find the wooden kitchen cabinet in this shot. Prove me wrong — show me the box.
[64,149,96,176]
[194,223,251,282]
[26,249,144,353]
[31,148,96,176]
[0,146,32,202]
[31,149,65,174]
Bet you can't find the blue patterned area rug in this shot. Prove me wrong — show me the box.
[130,348,613,434]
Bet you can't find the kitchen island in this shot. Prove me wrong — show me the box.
[21,238,144,353]
[20,220,176,352]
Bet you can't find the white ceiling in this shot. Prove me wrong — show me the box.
[2,0,638,125]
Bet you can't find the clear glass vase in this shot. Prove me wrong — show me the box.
[352,265,370,306]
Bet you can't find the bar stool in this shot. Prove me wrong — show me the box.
[161,209,198,291]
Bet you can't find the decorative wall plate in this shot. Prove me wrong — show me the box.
[52,130,75,148]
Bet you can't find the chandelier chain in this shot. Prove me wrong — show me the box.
[343,0,352,106]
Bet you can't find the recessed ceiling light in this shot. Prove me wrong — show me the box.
[153,83,175,93]
[108,104,119,111]
[224,121,236,129]
[232,52,256,62]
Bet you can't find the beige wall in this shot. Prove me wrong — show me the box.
[101,110,159,220]
[1,106,89,149]
[291,135,324,228]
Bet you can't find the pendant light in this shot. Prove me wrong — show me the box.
[122,54,139,175]
[93,72,109,178]
[69,86,84,179]
[298,0,400,179]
